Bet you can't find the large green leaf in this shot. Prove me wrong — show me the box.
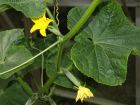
[0,29,32,79]
[0,83,29,105]
[68,1,140,86]
[0,0,46,18]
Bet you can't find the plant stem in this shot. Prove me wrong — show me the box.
[46,8,62,36]
[38,0,100,96]
[41,53,44,87]
[15,74,33,96]
[48,85,56,96]
[46,7,58,29]
[56,42,63,72]
[0,40,62,76]
[63,0,100,42]
[38,73,58,95]
[38,38,63,95]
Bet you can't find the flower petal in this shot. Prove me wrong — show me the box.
[31,19,37,23]
[30,13,53,37]
[45,18,53,28]
[76,86,94,102]
[30,24,39,33]
[40,28,46,37]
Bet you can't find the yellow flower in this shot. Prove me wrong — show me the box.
[30,14,53,37]
[76,86,94,102]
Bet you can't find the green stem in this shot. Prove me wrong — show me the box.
[15,74,33,96]
[38,38,63,95]
[48,85,56,96]
[0,40,62,76]
[48,26,62,36]
[41,53,44,87]
[46,7,62,36]
[46,7,58,29]
[38,0,100,96]
[55,42,63,72]
[63,0,100,42]
[38,73,58,95]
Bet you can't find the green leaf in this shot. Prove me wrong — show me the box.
[0,29,32,79]
[68,1,140,86]
[0,83,29,105]
[46,0,53,4]
[0,78,12,89]
[0,0,46,18]
[46,49,74,88]
[68,6,87,30]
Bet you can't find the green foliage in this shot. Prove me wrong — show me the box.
[0,0,139,104]
[0,83,29,105]
[0,29,32,79]
[0,0,47,18]
[46,0,53,4]
[68,1,140,86]
[46,49,74,88]
[0,79,11,90]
